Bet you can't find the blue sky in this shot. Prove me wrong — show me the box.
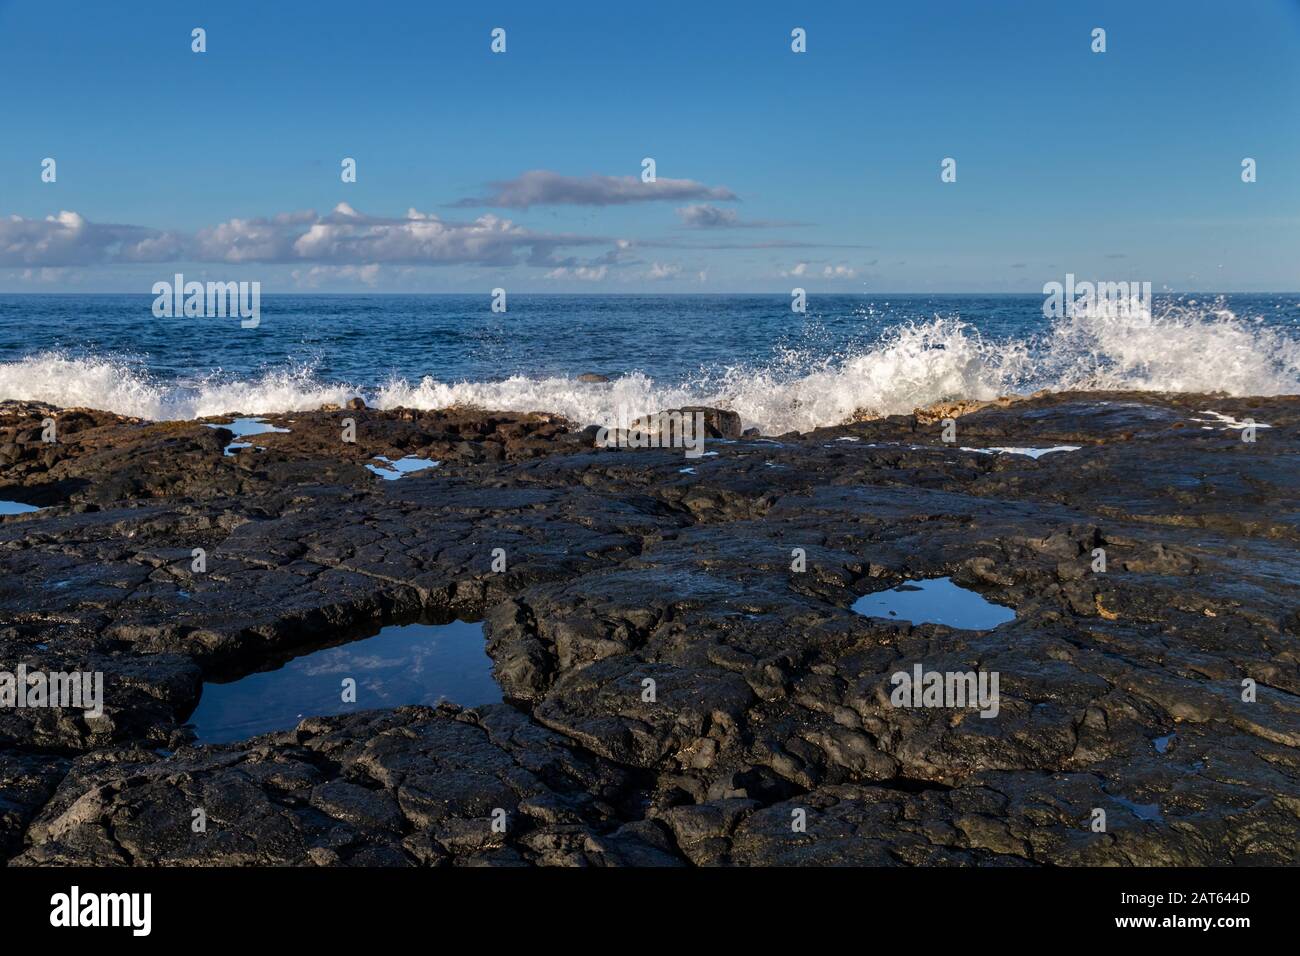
[2,0,1298,292]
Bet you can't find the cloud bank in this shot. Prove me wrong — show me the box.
[3,205,611,269]
[0,212,186,266]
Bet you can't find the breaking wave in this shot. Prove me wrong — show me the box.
[1,301,1296,433]
[0,355,359,422]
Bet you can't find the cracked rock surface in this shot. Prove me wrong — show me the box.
[1,392,1297,865]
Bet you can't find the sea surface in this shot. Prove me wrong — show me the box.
[1,293,1297,433]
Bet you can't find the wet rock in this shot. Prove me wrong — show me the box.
[677,406,743,440]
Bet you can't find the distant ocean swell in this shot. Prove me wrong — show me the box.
[1,303,1296,434]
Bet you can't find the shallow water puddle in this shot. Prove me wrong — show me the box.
[962,446,1081,459]
[988,445,1081,459]
[852,576,1016,629]
[206,417,291,438]
[1191,410,1272,431]
[206,417,290,456]
[366,455,441,479]
[0,500,42,515]
[188,619,499,744]
[1111,796,1164,823]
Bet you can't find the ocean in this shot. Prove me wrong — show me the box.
[1,293,1297,434]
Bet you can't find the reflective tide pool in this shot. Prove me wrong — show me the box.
[188,618,500,744]
[852,577,1016,629]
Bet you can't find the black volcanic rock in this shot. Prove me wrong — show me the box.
[1,391,1297,865]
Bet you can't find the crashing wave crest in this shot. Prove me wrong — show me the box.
[1,301,1296,433]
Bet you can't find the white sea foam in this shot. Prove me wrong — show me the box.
[1,302,1296,433]
[372,316,1027,432]
[0,353,359,421]
[379,303,1299,431]
[1036,301,1300,396]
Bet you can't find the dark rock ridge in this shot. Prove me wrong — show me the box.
[1,392,1297,865]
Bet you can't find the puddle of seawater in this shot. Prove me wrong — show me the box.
[1111,796,1164,823]
[207,418,290,456]
[988,445,1081,458]
[0,500,42,515]
[962,446,1081,459]
[366,455,441,480]
[852,576,1016,629]
[206,417,291,439]
[1191,410,1272,430]
[187,618,499,744]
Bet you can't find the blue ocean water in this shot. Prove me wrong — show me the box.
[1,293,1296,432]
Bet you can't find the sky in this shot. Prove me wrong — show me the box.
[1,0,1298,293]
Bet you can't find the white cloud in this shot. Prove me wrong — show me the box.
[0,204,624,271]
[676,204,741,228]
[675,204,807,229]
[0,211,185,266]
[544,265,608,281]
[453,170,738,208]
[290,263,382,288]
[283,206,531,266]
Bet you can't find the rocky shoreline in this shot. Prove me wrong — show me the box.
[1,391,1297,866]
